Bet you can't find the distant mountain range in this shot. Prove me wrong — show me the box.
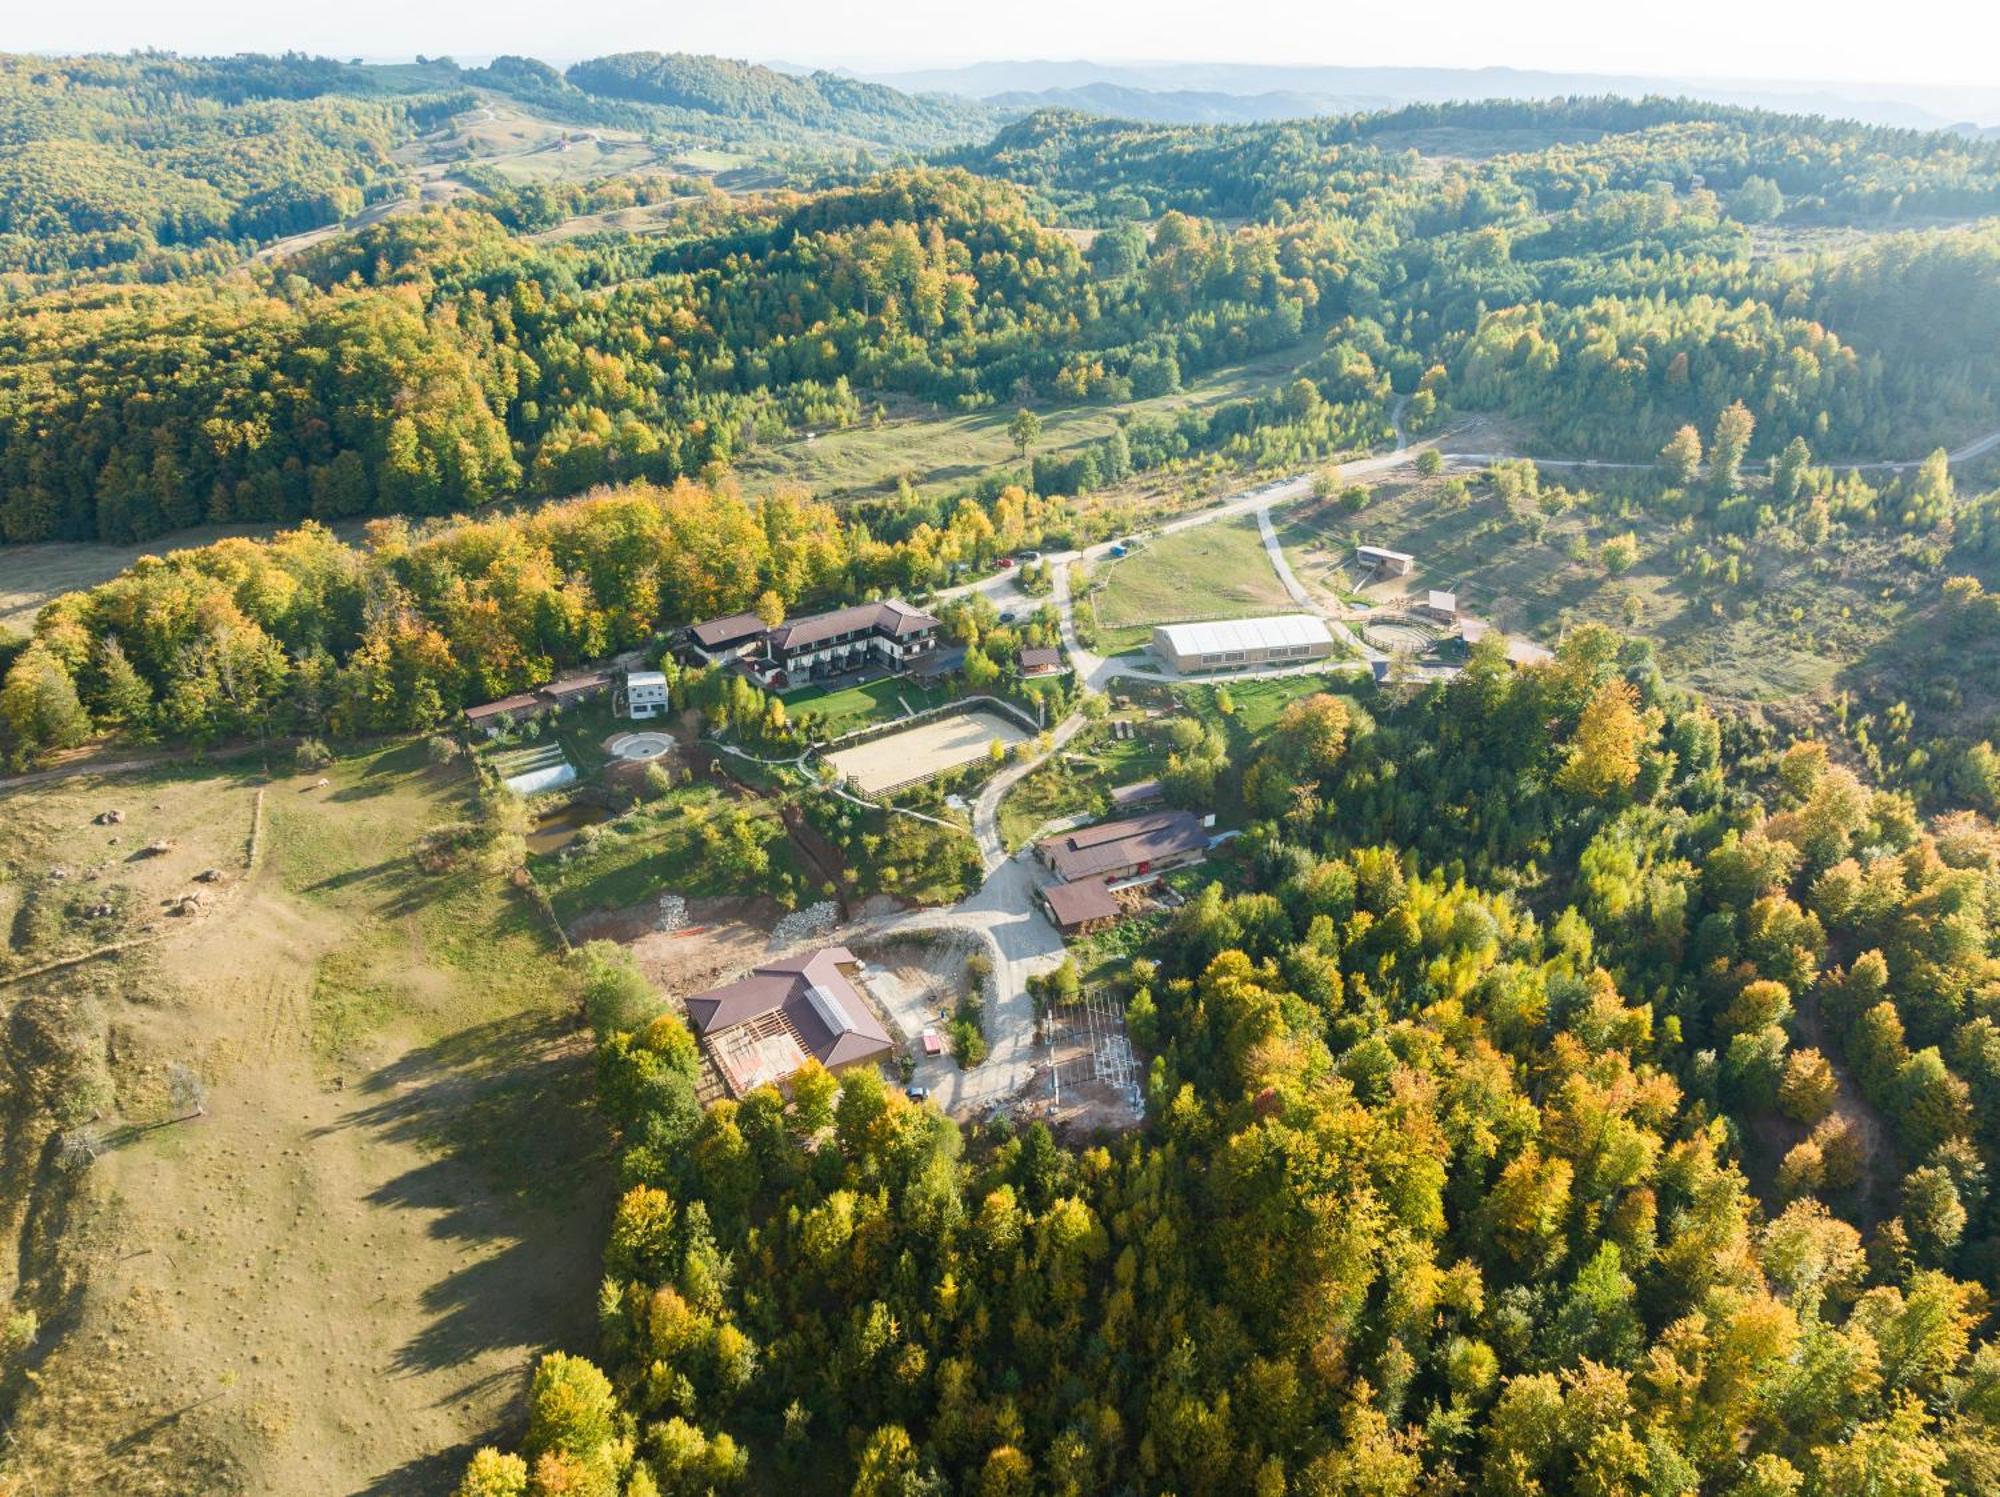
[859,60,2000,133]
[983,82,1394,126]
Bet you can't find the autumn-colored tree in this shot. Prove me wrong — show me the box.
[1660,424,1703,485]
[0,642,92,768]
[454,1449,529,1497]
[1779,1049,1839,1124]
[1008,407,1043,460]
[1555,679,1645,801]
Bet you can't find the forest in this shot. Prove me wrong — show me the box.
[4,76,2000,549]
[451,627,2000,1497]
[3,48,2000,1497]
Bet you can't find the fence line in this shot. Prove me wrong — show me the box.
[814,693,1039,753]
[244,787,267,872]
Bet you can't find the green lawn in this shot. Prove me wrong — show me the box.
[1093,515,1293,648]
[1170,674,1365,754]
[786,676,955,738]
[997,719,1170,850]
[258,741,581,1063]
[532,784,800,924]
[733,341,1320,502]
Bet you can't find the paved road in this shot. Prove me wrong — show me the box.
[971,711,1089,870]
[844,853,1067,1118]
[1254,499,1381,664]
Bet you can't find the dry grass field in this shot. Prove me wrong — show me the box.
[733,341,1323,504]
[0,744,608,1496]
[1276,467,2000,708]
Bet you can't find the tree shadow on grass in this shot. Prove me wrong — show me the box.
[311,1009,612,1379]
[326,780,401,803]
[355,1439,486,1497]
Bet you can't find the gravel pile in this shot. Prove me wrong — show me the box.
[770,899,839,947]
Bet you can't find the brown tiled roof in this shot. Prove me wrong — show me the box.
[767,599,938,651]
[539,672,611,700]
[464,693,542,721]
[1044,876,1119,928]
[684,945,892,1072]
[1039,810,1208,881]
[1019,647,1063,671]
[689,611,768,649]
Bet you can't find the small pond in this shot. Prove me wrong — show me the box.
[526,802,613,856]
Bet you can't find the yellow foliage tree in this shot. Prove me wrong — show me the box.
[1555,679,1646,801]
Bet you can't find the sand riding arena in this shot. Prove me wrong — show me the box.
[823,709,1031,795]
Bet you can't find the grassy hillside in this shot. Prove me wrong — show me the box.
[0,744,607,1494]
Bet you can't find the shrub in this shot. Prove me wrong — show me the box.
[295,737,333,771]
[415,820,484,874]
[574,940,661,1036]
[1601,532,1640,575]
[950,1016,988,1068]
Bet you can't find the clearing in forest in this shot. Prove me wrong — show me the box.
[733,341,1320,502]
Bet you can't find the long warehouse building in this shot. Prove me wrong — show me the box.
[1150,614,1336,674]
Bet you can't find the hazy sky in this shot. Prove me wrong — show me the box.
[9,0,1997,89]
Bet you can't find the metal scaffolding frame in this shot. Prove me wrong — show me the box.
[1044,988,1142,1115]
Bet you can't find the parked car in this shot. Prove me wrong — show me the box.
[905,1086,931,1103]
[1019,550,1042,563]
[998,610,1017,624]
[996,557,1014,569]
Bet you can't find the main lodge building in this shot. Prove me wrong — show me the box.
[681,599,942,688]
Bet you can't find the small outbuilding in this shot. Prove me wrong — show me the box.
[464,693,544,736]
[1419,590,1458,622]
[1018,646,1068,678]
[538,671,613,710]
[1358,544,1415,577]
[1043,876,1120,937]
[1109,778,1165,810]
